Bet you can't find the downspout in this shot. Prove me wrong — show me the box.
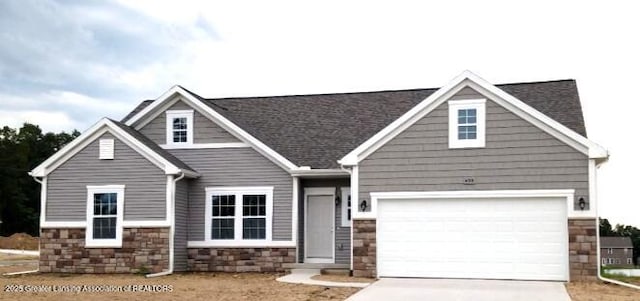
[340,164,354,276]
[147,172,185,278]
[30,175,43,274]
[594,160,639,289]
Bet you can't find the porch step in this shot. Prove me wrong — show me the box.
[282,263,349,270]
[321,268,350,276]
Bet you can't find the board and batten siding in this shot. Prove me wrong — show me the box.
[174,179,189,271]
[299,178,351,264]
[138,100,241,145]
[46,132,167,221]
[169,148,293,241]
[359,87,589,209]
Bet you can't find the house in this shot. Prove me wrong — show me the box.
[601,237,635,267]
[30,71,608,281]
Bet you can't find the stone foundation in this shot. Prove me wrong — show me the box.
[39,228,170,273]
[568,218,598,281]
[187,248,295,272]
[352,220,376,278]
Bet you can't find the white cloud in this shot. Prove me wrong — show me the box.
[0,110,76,133]
[0,0,638,225]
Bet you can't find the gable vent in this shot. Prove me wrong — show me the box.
[99,139,114,160]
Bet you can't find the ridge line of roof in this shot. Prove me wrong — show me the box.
[196,79,576,101]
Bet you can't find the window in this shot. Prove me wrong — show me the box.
[205,187,273,244]
[340,187,351,227]
[602,258,607,265]
[608,248,613,254]
[242,194,266,239]
[86,185,124,248]
[628,258,633,265]
[608,258,615,264]
[448,99,486,148]
[211,195,235,239]
[166,110,194,146]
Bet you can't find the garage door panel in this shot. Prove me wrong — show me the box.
[377,197,568,281]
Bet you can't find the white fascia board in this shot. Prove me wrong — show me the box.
[30,118,111,177]
[338,71,471,166]
[462,73,609,159]
[125,85,183,126]
[290,168,350,177]
[338,70,609,166]
[30,118,192,178]
[125,86,298,171]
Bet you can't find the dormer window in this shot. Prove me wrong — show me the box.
[166,110,194,146]
[448,99,486,148]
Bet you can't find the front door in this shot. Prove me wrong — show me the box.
[305,194,334,263]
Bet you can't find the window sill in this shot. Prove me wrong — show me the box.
[85,240,122,248]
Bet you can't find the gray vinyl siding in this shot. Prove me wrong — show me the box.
[139,100,241,145]
[46,132,167,221]
[174,179,189,271]
[359,88,590,209]
[168,148,293,241]
[299,178,351,264]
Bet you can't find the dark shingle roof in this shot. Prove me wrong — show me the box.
[121,100,154,123]
[601,237,634,248]
[122,80,587,169]
[109,119,197,174]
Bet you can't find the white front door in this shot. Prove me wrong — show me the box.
[305,194,334,263]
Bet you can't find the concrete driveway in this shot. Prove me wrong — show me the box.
[346,278,572,301]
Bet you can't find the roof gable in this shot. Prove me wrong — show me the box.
[123,86,299,171]
[29,118,197,177]
[339,71,608,166]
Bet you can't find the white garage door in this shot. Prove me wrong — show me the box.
[377,197,568,281]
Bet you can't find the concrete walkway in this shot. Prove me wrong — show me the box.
[276,269,371,288]
[0,249,39,256]
[345,278,572,301]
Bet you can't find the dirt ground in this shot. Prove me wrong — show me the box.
[566,282,640,301]
[0,233,39,250]
[0,272,360,301]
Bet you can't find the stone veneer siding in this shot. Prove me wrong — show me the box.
[39,228,169,273]
[187,248,295,272]
[352,219,598,281]
[568,218,598,281]
[352,220,376,278]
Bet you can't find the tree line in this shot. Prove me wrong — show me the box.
[600,218,640,265]
[0,123,79,236]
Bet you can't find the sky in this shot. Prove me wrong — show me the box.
[0,0,638,225]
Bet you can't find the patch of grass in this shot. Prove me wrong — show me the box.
[601,267,640,286]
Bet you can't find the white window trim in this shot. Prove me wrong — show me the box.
[448,99,486,149]
[204,186,273,246]
[355,189,576,220]
[340,187,351,227]
[166,110,194,146]
[628,258,633,264]
[85,185,125,248]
